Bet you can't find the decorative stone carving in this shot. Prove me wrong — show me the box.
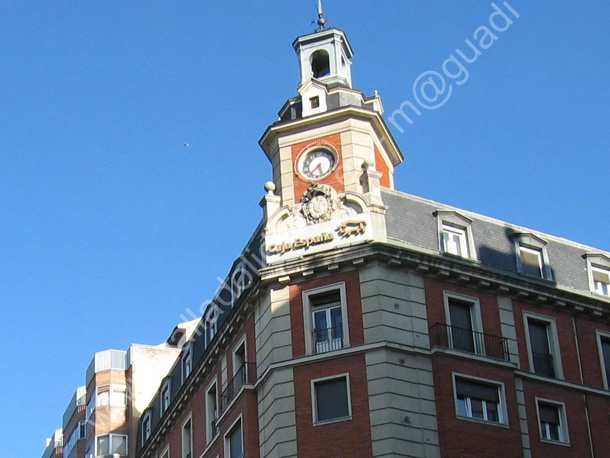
[272,183,363,233]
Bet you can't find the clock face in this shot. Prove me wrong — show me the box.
[298,148,337,180]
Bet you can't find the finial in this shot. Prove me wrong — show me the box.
[316,0,326,31]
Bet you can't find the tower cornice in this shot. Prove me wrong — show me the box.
[259,105,404,167]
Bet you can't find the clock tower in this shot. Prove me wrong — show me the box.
[259,9,404,262]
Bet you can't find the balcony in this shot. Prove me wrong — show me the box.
[532,351,555,377]
[430,322,510,361]
[221,362,255,412]
[312,325,344,354]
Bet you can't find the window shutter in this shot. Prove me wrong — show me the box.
[316,378,349,421]
[456,379,498,403]
[539,404,559,424]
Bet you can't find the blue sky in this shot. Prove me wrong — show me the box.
[1,1,608,456]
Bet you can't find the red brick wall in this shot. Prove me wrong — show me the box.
[584,392,610,456]
[226,314,257,384]
[522,379,592,457]
[374,145,391,188]
[154,366,259,457]
[512,300,581,383]
[423,277,503,340]
[293,354,373,458]
[432,355,523,458]
[292,134,344,201]
[574,315,610,389]
[289,270,364,358]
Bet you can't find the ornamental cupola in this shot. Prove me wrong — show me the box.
[259,2,404,263]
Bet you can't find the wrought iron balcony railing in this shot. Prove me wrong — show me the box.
[312,325,344,354]
[430,322,510,361]
[532,351,555,377]
[221,362,255,412]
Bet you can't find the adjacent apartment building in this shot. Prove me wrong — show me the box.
[41,320,200,458]
[43,11,610,458]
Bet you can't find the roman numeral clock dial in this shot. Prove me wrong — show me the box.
[297,148,337,181]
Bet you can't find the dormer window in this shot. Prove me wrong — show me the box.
[182,346,192,382]
[205,305,219,345]
[512,233,552,280]
[584,253,610,297]
[142,411,152,445]
[311,50,330,78]
[435,210,476,260]
[161,379,171,415]
[310,96,320,109]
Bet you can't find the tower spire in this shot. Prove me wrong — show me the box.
[316,0,326,31]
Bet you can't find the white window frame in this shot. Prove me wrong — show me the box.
[205,378,219,443]
[535,398,570,445]
[96,384,127,407]
[584,253,610,297]
[512,233,552,280]
[435,210,477,260]
[142,410,152,446]
[302,283,349,355]
[181,346,192,383]
[452,373,508,425]
[443,291,484,356]
[311,373,352,425]
[596,330,610,390]
[161,378,171,415]
[181,412,193,458]
[95,434,128,456]
[160,444,170,458]
[223,414,244,458]
[523,312,563,379]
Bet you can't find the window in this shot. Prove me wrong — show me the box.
[513,233,552,280]
[96,434,128,456]
[584,254,610,296]
[312,374,351,424]
[525,314,562,378]
[303,284,349,355]
[592,266,610,296]
[231,263,250,308]
[233,337,247,392]
[519,245,544,278]
[85,442,93,458]
[225,417,243,458]
[63,422,86,458]
[160,445,170,458]
[182,416,192,458]
[96,385,127,407]
[442,223,468,257]
[435,210,476,260]
[444,293,483,355]
[597,332,610,389]
[310,96,320,109]
[205,305,219,345]
[536,399,568,443]
[182,346,192,383]
[206,380,219,443]
[86,392,96,419]
[142,411,152,446]
[78,421,86,439]
[161,379,171,415]
[454,376,505,424]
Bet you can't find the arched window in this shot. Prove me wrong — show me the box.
[311,50,330,78]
